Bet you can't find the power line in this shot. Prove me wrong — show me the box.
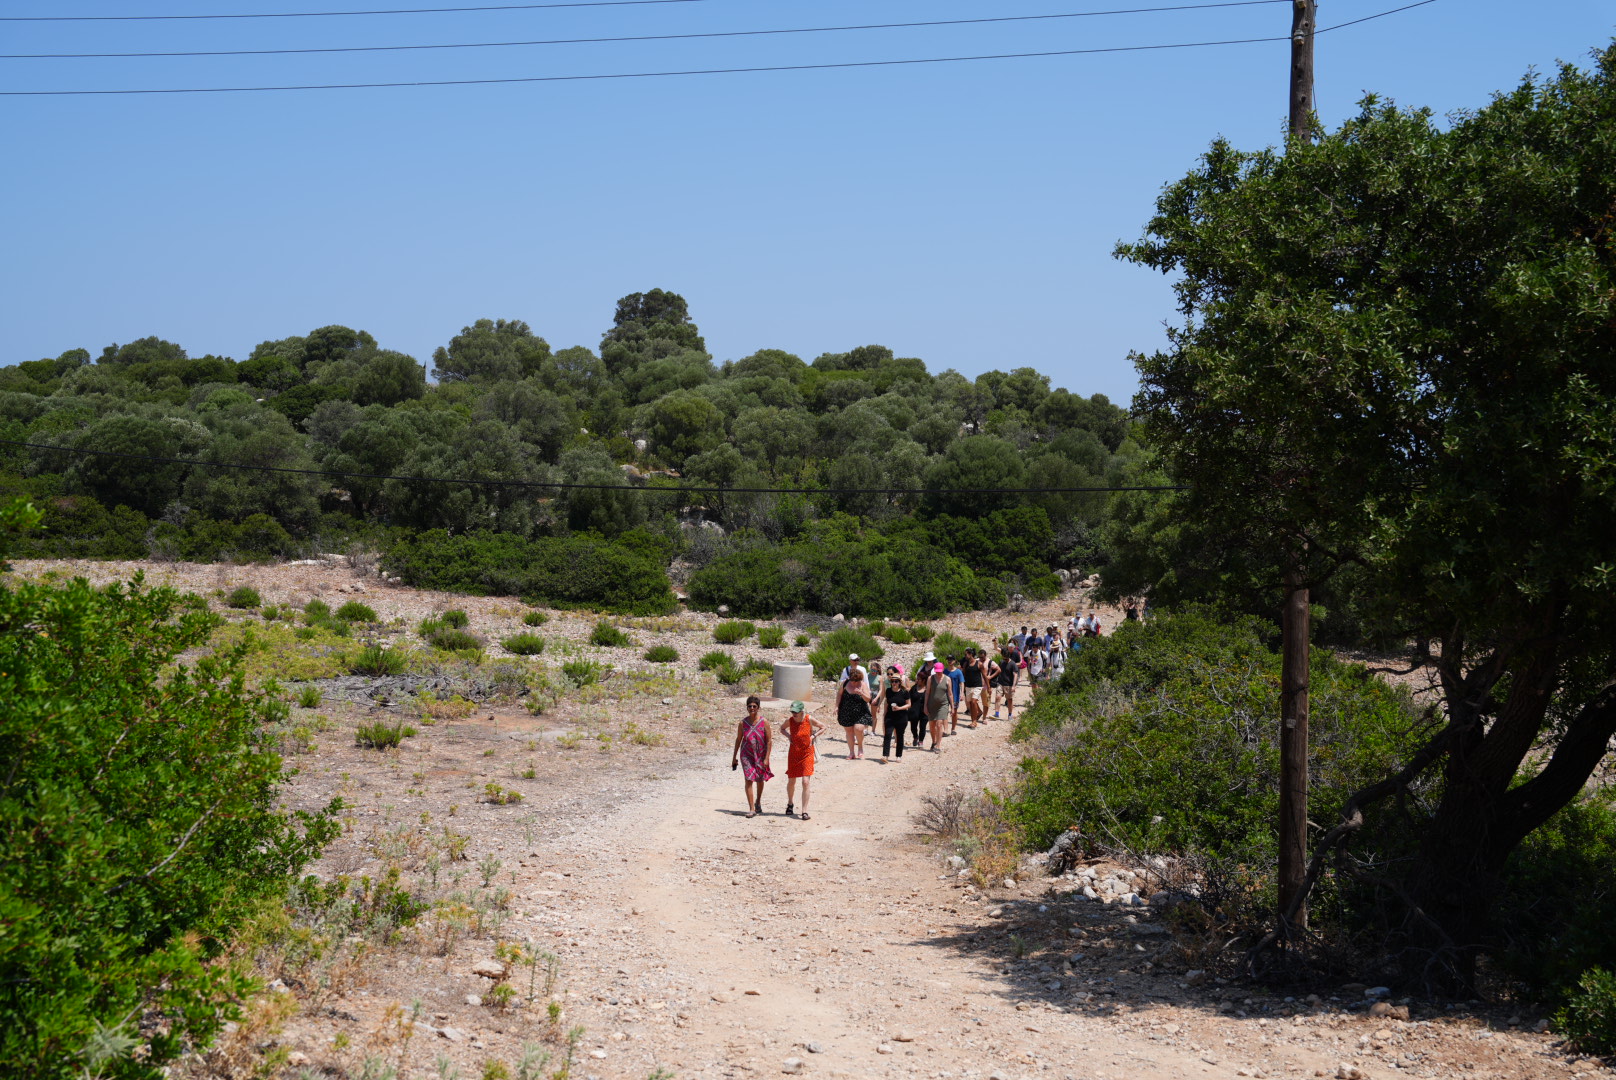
[1,2,1291,60]
[0,35,1292,95]
[0,438,1183,497]
[0,0,706,22]
[0,1,1442,96]
[1317,0,1437,33]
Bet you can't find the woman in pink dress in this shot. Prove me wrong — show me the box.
[730,695,774,817]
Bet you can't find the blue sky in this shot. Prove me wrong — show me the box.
[2,0,1612,404]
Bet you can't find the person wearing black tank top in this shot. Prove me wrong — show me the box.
[961,648,985,728]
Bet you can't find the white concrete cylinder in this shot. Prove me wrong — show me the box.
[772,662,813,702]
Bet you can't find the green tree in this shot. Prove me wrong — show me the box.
[921,435,1027,517]
[352,350,426,406]
[640,389,724,464]
[1115,47,1616,990]
[431,318,551,383]
[600,289,706,375]
[0,570,340,1077]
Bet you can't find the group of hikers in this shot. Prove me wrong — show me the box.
[730,611,1113,820]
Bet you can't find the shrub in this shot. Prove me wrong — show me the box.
[0,574,340,1077]
[713,620,756,644]
[383,530,677,615]
[644,644,679,663]
[757,626,785,649]
[501,632,545,656]
[296,685,322,708]
[226,585,261,609]
[1557,968,1616,1054]
[561,659,607,688]
[350,643,409,675]
[795,633,810,647]
[441,609,470,628]
[865,620,888,638]
[688,548,804,616]
[522,610,548,627]
[807,627,885,681]
[304,598,331,621]
[910,623,934,642]
[335,600,377,623]
[260,604,281,621]
[355,720,417,749]
[885,626,913,645]
[426,627,483,654]
[698,650,733,672]
[589,620,632,648]
[932,630,981,662]
[1002,610,1424,930]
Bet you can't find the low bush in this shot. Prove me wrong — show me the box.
[807,627,885,681]
[349,643,409,675]
[589,620,632,648]
[885,626,913,645]
[304,598,331,621]
[865,620,888,638]
[334,600,377,623]
[501,632,545,656]
[425,627,483,654]
[522,610,548,627]
[757,626,785,649]
[296,685,322,708]
[644,644,679,663]
[354,720,417,749]
[698,649,732,671]
[440,609,470,628]
[910,624,934,641]
[714,619,756,644]
[932,630,981,662]
[795,633,811,647]
[226,585,261,609]
[561,658,607,688]
[1557,968,1616,1054]
[383,530,676,615]
[687,526,1007,618]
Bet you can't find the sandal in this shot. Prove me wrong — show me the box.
[745,811,756,818]
[786,803,794,816]
[800,812,811,820]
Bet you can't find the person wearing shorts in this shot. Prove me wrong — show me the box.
[981,652,1000,717]
[994,644,1018,719]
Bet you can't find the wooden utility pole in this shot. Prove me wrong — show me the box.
[1277,0,1318,936]
[1289,0,1317,139]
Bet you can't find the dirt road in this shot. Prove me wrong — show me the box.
[396,703,1579,1080]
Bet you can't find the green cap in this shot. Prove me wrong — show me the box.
[789,700,806,713]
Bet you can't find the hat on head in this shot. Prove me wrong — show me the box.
[848,652,860,661]
[933,662,944,674]
[923,652,936,662]
[789,700,805,713]
[891,663,904,674]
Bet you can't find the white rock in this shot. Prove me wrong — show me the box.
[437,1027,466,1042]
[805,1042,825,1053]
[876,1042,893,1054]
[287,1052,310,1066]
[948,855,967,869]
[1081,886,1098,900]
[588,1048,607,1059]
[1003,878,1017,889]
[470,958,505,979]
[782,1058,805,1074]
[464,993,482,1006]
[832,614,845,623]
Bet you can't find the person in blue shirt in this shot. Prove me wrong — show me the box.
[943,656,966,735]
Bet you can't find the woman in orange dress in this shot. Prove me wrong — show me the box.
[778,700,825,820]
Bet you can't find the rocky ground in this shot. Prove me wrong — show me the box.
[12,558,1610,1080]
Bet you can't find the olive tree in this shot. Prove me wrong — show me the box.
[1116,47,1616,989]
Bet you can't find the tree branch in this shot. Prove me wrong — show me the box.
[105,797,224,895]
